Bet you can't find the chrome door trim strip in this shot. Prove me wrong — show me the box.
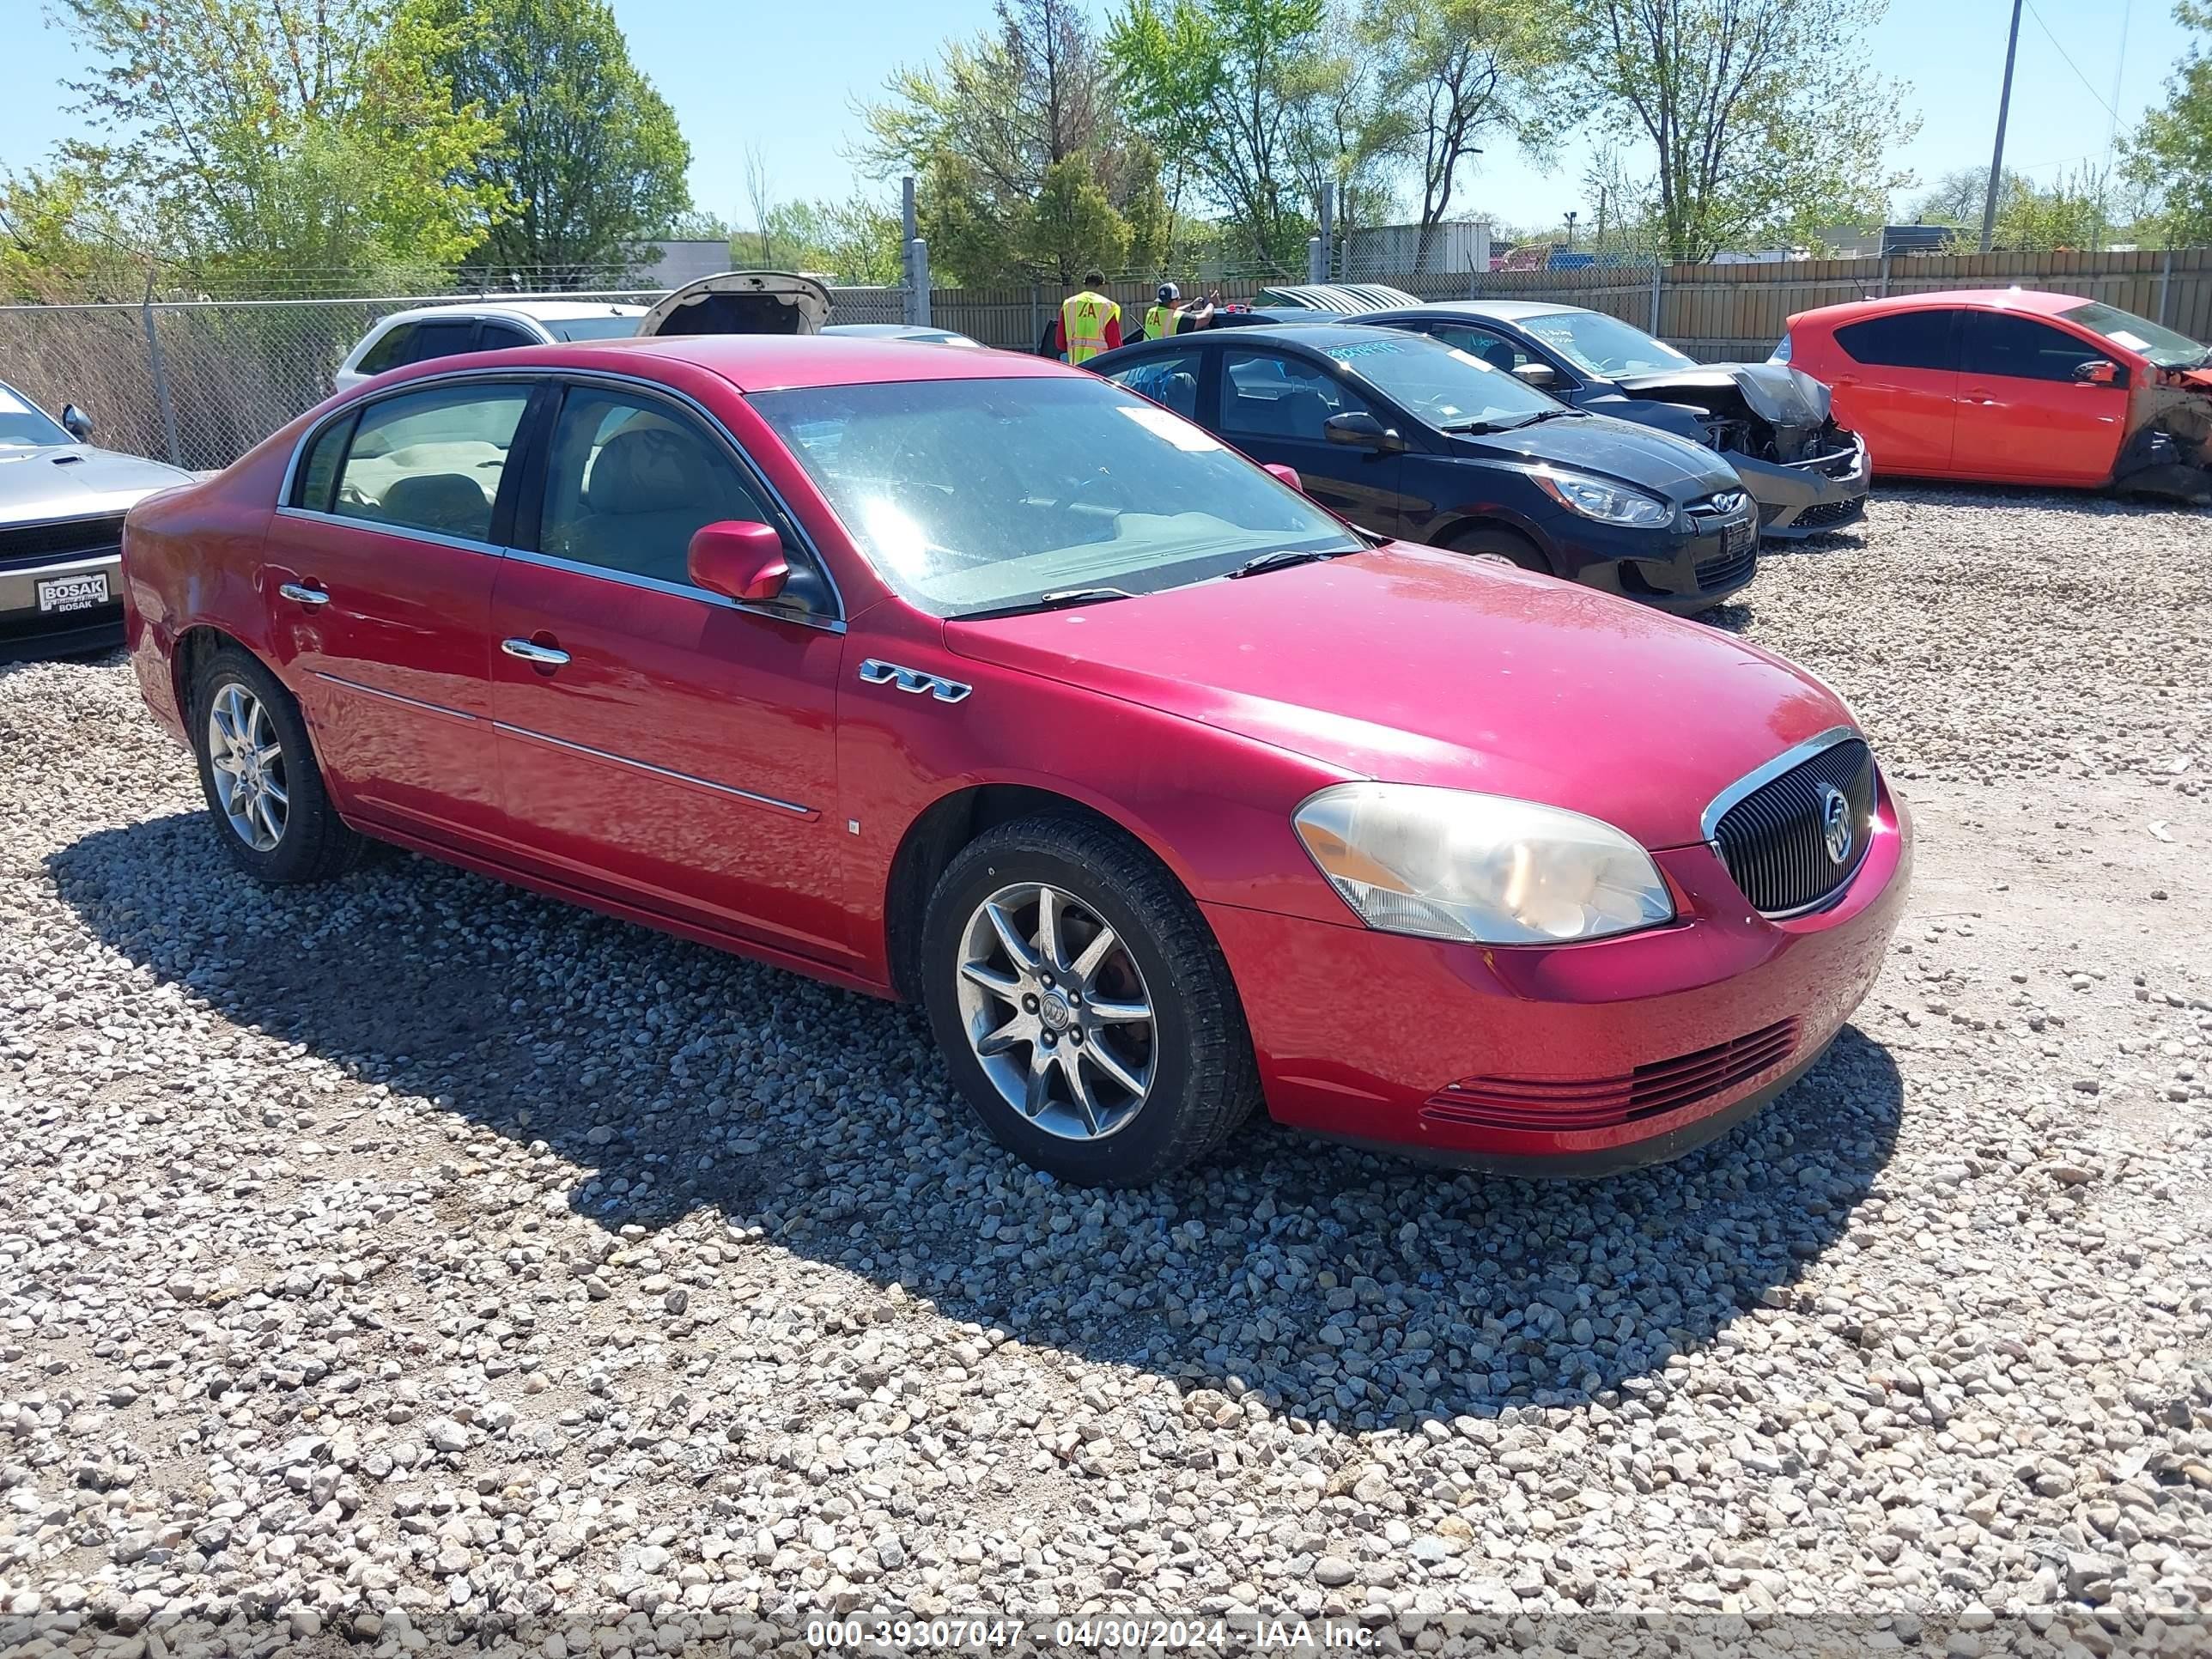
[1698,725,1860,843]
[310,671,478,724]
[501,546,847,635]
[273,505,509,561]
[491,720,814,817]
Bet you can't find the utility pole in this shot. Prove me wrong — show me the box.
[1979,0,2024,253]
[1564,210,1578,252]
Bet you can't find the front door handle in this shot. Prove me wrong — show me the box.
[277,581,330,606]
[501,637,570,667]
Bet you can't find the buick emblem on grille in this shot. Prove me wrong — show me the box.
[1818,783,1853,865]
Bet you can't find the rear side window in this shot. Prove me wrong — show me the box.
[477,322,539,350]
[291,412,356,511]
[1220,350,1370,441]
[331,383,532,544]
[1960,313,2106,382]
[355,323,416,375]
[1834,310,1959,371]
[401,319,480,366]
[1104,349,1204,418]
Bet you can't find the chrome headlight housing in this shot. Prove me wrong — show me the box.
[1534,470,1675,529]
[1293,783,1675,945]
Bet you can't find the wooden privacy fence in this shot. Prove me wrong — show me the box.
[931,249,2212,362]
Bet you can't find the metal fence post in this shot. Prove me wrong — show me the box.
[2159,248,2173,326]
[1648,264,1662,337]
[140,272,183,470]
[1030,283,1042,350]
[1878,253,1891,299]
[906,239,931,326]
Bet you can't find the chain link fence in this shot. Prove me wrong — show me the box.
[0,284,913,471]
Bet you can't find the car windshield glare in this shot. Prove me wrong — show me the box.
[0,381,74,448]
[749,376,1359,617]
[1322,333,1559,427]
[1520,311,1695,378]
[2060,300,2210,370]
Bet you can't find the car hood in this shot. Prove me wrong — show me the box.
[1612,362,1832,426]
[637,270,831,337]
[945,544,1850,849]
[0,444,195,526]
[1450,411,1741,498]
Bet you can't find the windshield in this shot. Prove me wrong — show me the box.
[1520,310,1694,378]
[0,381,74,447]
[2059,301,2209,369]
[750,376,1359,618]
[549,316,644,342]
[1320,332,1559,428]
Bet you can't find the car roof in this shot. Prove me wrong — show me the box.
[428,333,1071,393]
[1362,299,1583,324]
[1792,287,2093,328]
[374,300,650,325]
[1255,283,1420,313]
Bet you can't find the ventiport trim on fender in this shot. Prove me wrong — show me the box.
[859,659,973,703]
[491,721,816,817]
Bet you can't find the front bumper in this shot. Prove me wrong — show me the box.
[1735,435,1871,539]
[0,550,125,661]
[1551,505,1760,615]
[1206,776,1911,1176]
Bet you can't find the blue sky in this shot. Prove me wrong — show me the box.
[1,0,2193,238]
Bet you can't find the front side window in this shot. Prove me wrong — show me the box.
[1103,349,1203,418]
[2059,301,2209,370]
[750,375,1358,618]
[477,322,540,350]
[331,383,531,543]
[0,380,74,448]
[1515,310,1693,378]
[401,319,479,367]
[1220,350,1370,441]
[1960,312,2110,382]
[1321,332,1559,430]
[538,388,782,587]
[1428,323,1538,376]
[1835,310,1960,371]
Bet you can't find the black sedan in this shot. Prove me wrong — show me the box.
[1350,301,1870,539]
[1089,325,1760,614]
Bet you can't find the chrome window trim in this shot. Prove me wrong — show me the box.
[277,365,848,628]
[492,720,813,817]
[311,671,477,724]
[1698,723,1862,845]
[501,546,846,635]
[273,505,509,560]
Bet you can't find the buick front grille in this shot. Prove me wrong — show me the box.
[1421,1019,1801,1133]
[1709,734,1875,915]
[0,513,126,573]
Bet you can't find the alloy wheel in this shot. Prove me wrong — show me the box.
[954,881,1156,1141]
[206,682,289,853]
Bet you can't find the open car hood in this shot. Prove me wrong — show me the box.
[1612,362,1832,427]
[637,271,832,338]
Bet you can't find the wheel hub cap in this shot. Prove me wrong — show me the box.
[206,682,289,854]
[954,881,1156,1142]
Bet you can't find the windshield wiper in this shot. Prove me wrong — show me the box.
[1228,548,1345,579]
[960,586,1136,620]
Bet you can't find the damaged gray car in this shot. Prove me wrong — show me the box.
[1353,300,1871,538]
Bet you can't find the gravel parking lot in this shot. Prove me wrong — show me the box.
[1,486,2209,1657]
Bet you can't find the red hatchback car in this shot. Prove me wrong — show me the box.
[1781,288,2212,500]
[120,335,1911,1186]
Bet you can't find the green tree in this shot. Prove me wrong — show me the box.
[0,163,151,301]
[757,196,905,286]
[1574,0,1917,261]
[52,0,501,284]
[1911,167,2131,252]
[1024,155,1132,281]
[1360,0,1571,266]
[1110,0,1330,270]
[427,0,693,283]
[2124,1,2212,246]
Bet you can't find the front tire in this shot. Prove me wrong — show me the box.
[190,646,365,884]
[1441,523,1553,574]
[921,816,1261,1187]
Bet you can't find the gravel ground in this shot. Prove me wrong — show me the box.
[1,485,2209,1658]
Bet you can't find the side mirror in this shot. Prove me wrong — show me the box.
[60,404,93,441]
[688,520,789,604]
[1261,462,1304,491]
[1323,410,1407,453]
[1511,362,1558,389]
[2074,357,2123,386]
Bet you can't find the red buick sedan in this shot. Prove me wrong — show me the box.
[120,335,1910,1186]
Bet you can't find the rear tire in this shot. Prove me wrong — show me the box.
[1440,524,1553,574]
[920,815,1261,1187]
[190,646,366,884]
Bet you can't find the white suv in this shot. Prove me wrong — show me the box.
[333,301,648,392]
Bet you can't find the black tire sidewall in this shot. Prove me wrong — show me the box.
[1445,525,1553,574]
[190,650,336,884]
[921,836,1211,1187]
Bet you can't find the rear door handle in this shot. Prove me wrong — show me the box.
[277,581,330,606]
[501,637,570,667]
